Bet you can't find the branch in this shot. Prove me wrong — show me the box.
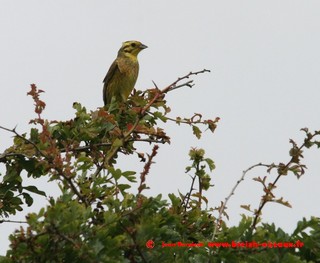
[0,125,48,159]
[124,70,211,147]
[166,113,208,125]
[130,138,166,144]
[141,69,210,116]
[59,142,112,153]
[119,221,148,263]
[181,174,197,212]
[0,152,32,162]
[251,129,320,229]
[138,145,159,194]
[49,225,79,247]
[0,125,90,206]
[169,80,194,91]
[166,69,210,93]
[0,219,28,224]
[56,167,90,207]
[212,163,270,240]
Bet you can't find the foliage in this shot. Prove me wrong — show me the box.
[0,71,320,262]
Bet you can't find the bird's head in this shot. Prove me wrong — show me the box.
[118,40,148,58]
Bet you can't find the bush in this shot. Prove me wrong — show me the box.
[0,71,319,262]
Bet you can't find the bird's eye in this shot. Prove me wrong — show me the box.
[131,43,136,48]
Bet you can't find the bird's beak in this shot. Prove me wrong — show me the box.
[140,43,148,49]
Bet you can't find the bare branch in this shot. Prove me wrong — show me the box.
[212,163,270,240]
[130,138,166,144]
[166,69,210,93]
[181,174,197,212]
[151,80,159,89]
[141,69,210,116]
[0,219,28,224]
[169,80,194,91]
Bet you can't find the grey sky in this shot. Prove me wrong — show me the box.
[1,1,320,255]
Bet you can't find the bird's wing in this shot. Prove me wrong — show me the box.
[103,58,120,84]
[103,58,120,105]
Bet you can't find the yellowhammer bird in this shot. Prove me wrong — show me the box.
[103,40,147,106]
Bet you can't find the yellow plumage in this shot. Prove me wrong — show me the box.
[103,40,147,106]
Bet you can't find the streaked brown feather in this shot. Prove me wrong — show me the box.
[103,59,120,105]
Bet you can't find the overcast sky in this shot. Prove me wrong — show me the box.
[1,1,320,255]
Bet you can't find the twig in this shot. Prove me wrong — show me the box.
[181,175,197,212]
[141,69,210,116]
[166,115,206,125]
[151,80,159,89]
[119,221,148,263]
[212,163,270,240]
[0,152,32,162]
[0,125,90,206]
[50,225,79,247]
[60,142,112,153]
[169,80,194,91]
[0,219,28,224]
[56,167,89,207]
[138,145,159,194]
[130,138,166,144]
[168,69,210,93]
[198,164,203,209]
[0,125,48,159]
[122,70,211,155]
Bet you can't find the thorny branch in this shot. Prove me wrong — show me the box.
[251,129,320,229]
[181,174,197,212]
[211,128,320,237]
[211,163,270,240]
[138,145,159,195]
[142,69,210,116]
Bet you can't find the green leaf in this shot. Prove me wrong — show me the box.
[153,111,167,122]
[204,158,215,171]
[110,168,122,180]
[185,166,192,173]
[122,171,137,182]
[100,122,116,132]
[72,102,84,112]
[24,185,47,197]
[117,184,131,194]
[192,125,202,139]
[201,174,211,190]
[22,193,33,206]
[168,193,181,207]
[240,204,252,212]
[29,128,39,143]
[4,164,22,183]
[112,138,123,147]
